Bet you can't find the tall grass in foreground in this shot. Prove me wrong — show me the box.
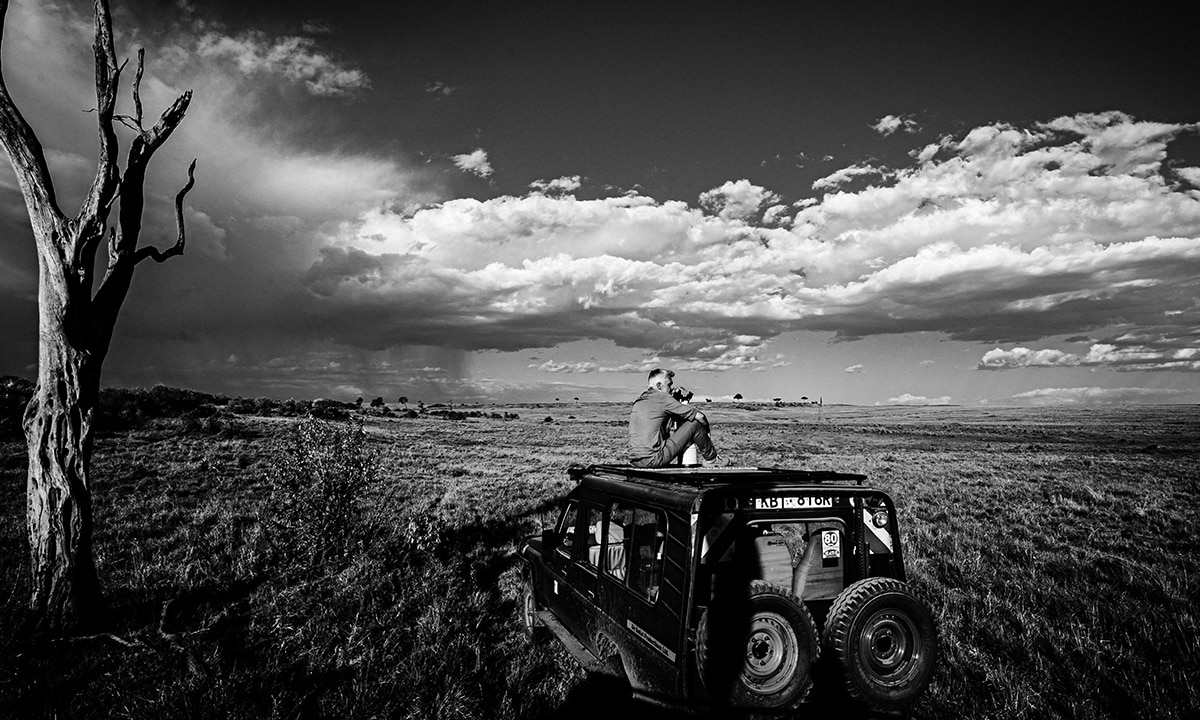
[1,403,1197,719]
[0,416,577,719]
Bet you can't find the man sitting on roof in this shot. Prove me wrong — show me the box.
[628,368,730,468]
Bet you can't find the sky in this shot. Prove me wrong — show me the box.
[0,0,1198,407]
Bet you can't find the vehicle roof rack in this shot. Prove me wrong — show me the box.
[575,463,867,486]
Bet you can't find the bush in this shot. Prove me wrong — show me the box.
[179,405,248,437]
[266,418,378,566]
[96,384,229,431]
[309,398,352,421]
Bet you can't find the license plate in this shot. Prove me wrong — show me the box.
[752,496,833,510]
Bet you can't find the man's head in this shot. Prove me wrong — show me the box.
[647,368,675,393]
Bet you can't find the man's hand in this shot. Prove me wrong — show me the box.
[695,410,709,427]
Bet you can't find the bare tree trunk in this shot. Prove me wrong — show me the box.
[0,0,194,633]
[23,313,104,629]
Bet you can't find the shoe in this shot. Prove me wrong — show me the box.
[701,455,731,468]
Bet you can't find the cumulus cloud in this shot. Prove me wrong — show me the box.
[810,164,887,192]
[872,114,921,136]
[529,359,600,373]
[979,346,1077,369]
[195,30,370,97]
[1176,167,1200,187]
[698,179,780,221]
[298,112,1200,374]
[844,364,864,373]
[452,149,494,178]
[530,175,582,195]
[886,393,952,405]
[1011,386,1190,405]
[979,342,1200,371]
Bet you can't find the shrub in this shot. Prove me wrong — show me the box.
[279,398,311,417]
[309,398,352,421]
[266,418,378,566]
[179,406,248,437]
[96,384,229,431]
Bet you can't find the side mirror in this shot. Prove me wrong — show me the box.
[541,528,561,548]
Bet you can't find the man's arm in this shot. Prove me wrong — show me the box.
[663,396,700,423]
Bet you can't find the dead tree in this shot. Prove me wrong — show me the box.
[0,0,195,632]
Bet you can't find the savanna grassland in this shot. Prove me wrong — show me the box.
[1,398,1197,719]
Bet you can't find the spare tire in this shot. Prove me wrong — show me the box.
[697,580,819,710]
[822,577,938,711]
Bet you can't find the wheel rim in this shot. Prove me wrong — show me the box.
[857,607,923,685]
[741,611,799,695]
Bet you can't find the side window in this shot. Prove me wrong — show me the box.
[603,505,632,581]
[555,500,582,560]
[584,506,606,568]
[606,501,666,603]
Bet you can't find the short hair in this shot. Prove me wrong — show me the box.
[647,368,674,384]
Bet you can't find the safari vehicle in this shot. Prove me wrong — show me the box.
[518,464,938,715]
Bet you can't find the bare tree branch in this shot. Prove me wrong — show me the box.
[76,0,123,253]
[113,115,141,132]
[134,159,196,265]
[133,48,144,129]
[143,89,192,153]
[0,0,65,226]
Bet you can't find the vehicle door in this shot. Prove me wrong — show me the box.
[596,499,680,694]
[541,499,598,640]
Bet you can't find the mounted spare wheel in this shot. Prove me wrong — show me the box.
[823,577,938,711]
[697,580,819,710]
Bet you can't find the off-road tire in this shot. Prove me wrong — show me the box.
[822,577,938,712]
[520,582,548,644]
[697,580,819,710]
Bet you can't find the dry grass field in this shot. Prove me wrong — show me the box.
[1,399,1197,719]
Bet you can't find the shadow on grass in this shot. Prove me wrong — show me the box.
[542,670,910,720]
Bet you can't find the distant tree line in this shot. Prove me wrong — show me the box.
[0,377,520,439]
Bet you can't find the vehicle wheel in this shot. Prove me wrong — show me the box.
[822,577,938,712]
[697,580,819,710]
[520,582,548,644]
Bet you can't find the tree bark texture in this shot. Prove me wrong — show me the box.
[23,285,104,629]
[0,0,193,633]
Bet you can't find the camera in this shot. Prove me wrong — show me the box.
[671,386,694,403]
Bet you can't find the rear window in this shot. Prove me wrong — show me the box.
[735,520,847,601]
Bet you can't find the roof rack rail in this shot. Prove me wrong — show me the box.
[575,463,867,486]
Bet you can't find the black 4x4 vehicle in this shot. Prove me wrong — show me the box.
[519,465,937,715]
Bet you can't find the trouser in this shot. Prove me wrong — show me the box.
[631,419,718,468]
